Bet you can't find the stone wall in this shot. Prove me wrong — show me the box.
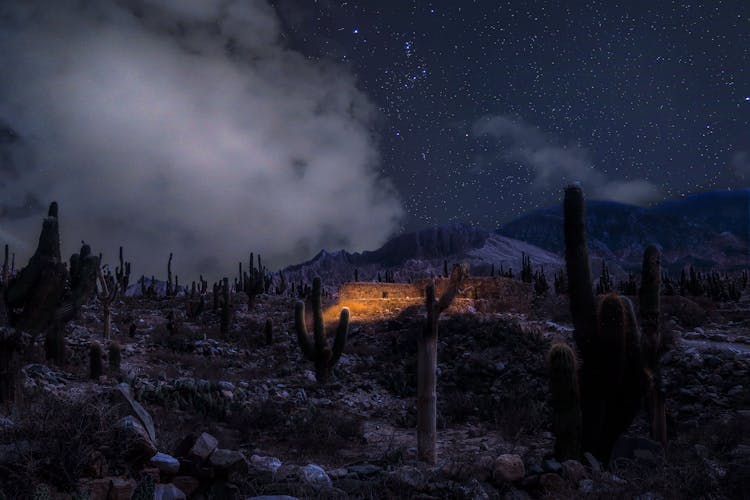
[334,277,533,319]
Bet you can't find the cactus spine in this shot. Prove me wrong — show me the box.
[294,277,349,384]
[548,343,582,461]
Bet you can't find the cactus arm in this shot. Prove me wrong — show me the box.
[436,263,467,313]
[329,307,350,366]
[563,185,597,355]
[311,277,326,354]
[294,301,315,361]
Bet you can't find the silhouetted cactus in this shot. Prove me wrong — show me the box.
[418,263,468,464]
[640,245,666,446]
[89,342,103,379]
[548,342,582,461]
[5,202,68,331]
[166,253,173,296]
[561,185,657,462]
[115,246,131,294]
[220,277,231,334]
[294,277,349,384]
[97,266,117,339]
[109,341,121,371]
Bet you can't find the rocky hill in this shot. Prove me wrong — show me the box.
[498,189,750,273]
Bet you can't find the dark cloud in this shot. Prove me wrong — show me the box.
[473,115,661,205]
[0,0,403,278]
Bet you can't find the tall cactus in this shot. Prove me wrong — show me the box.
[5,202,68,331]
[0,328,20,403]
[220,277,231,334]
[418,263,468,464]
[560,185,656,462]
[166,253,173,297]
[294,277,349,384]
[640,245,666,446]
[548,343,582,461]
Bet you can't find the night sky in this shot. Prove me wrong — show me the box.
[275,0,750,230]
[0,1,748,274]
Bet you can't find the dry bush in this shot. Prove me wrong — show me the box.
[0,392,120,497]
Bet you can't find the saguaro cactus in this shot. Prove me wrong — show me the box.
[548,343,582,461]
[294,277,349,384]
[418,263,467,464]
[0,328,20,403]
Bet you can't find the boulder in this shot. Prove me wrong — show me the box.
[189,432,218,461]
[154,483,187,500]
[116,416,157,458]
[150,452,180,475]
[299,463,332,488]
[108,477,137,500]
[209,448,246,471]
[111,383,156,445]
[493,454,525,483]
[172,476,200,497]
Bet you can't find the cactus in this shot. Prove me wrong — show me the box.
[5,202,68,331]
[548,343,582,461]
[97,266,117,339]
[109,341,121,371]
[294,277,349,384]
[1,244,8,285]
[220,277,231,334]
[115,246,131,294]
[561,185,658,462]
[418,263,468,464]
[166,253,173,296]
[640,245,666,446]
[89,341,103,379]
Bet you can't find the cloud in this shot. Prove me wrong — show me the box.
[0,0,403,278]
[732,151,750,180]
[472,115,661,205]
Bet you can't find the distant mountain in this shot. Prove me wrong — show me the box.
[498,189,750,273]
[281,223,563,289]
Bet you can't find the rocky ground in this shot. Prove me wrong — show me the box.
[0,288,748,500]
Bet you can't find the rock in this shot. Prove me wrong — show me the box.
[249,454,282,476]
[154,483,187,500]
[116,416,157,458]
[347,463,382,478]
[494,454,525,483]
[189,432,218,461]
[299,463,332,488]
[327,467,348,480]
[111,383,156,445]
[503,487,531,500]
[108,478,136,500]
[172,476,200,497]
[579,478,595,493]
[387,465,425,489]
[561,460,587,484]
[150,452,180,475]
[210,448,246,470]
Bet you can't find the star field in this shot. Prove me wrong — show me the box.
[273,0,750,230]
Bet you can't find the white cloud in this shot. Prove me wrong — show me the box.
[0,0,403,278]
[473,115,661,205]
